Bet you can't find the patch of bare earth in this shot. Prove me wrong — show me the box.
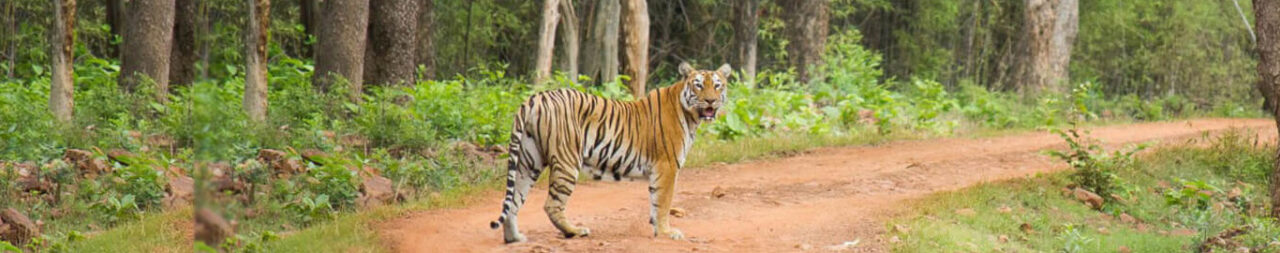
[380,119,1275,253]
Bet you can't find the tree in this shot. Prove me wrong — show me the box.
[416,0,436,80]
[620,0,649,97]
[106,0,126,58]
[533,0,562,85]
[301,0,321,57]
[366,0,419,86]
[313,0,370,94]
[782,0,829,84]
[582,0,620,87]
[1017,0,1077,95]
[733,0,761,86]
[557,0,580,84]
[1252,0,1280,219]
[244,0,270,122]
[170,0,198,87]
[119,0,176,102]
[50,0,76,123]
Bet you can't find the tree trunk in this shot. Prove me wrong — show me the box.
[533,0,562,85]
[1253,0,1280,219]
[170,0,198,87]
[119,0,176,102]
[366,0,418,86]
[582,0,619,86]
[416,0,435,80]
[51,0,76,123]
[782,0,829,85]
[313,0,370,95]
[733,0,760,86]
[1017,0,1074,95]
[1049,0,1077,91]
[244,0,270,122]
[106,0,126,59]
[557,0,579,83]
[620,0,648,97]
[300,0,320,58]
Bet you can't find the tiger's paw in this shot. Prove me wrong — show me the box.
[504,233,528,244]
[563,227,591,239]
[659,228,684,240]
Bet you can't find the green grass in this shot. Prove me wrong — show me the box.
[890,130,1280,252]
[62,208,192,253]
[256,184,496,252]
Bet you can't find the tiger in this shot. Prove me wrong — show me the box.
[489,62,732,243]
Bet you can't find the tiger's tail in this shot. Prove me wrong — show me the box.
[492,109,529,230]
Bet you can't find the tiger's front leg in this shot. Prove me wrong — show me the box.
[648,161,683,240]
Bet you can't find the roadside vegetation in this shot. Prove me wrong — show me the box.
[891,129,1279,252]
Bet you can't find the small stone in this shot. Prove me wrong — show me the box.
[164,176,195,208]
[711,186,727,198]
[1118,246,1132,253]
[669,207,687,218]
[795,243,813,250]
[997,235,1008,243]
[1019,223,1034,234]
[1119,213,1137,224]
[1097,227,1110,235]
[1073,188,1105,209]
[888,236,900,244]
[358,176,396,208]
[0,208,39,246]
[997,206,1012,213]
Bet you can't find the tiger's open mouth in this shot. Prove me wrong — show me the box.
[698,107,717,121]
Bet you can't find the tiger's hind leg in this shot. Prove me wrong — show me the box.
[544,155,591,238]
[494,134,543,243]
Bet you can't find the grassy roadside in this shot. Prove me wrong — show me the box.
[890,129,1280,252]
[56,207,193,252]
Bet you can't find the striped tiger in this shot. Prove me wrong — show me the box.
[490,62,732,243]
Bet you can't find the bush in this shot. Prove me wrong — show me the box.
[1048,128,1146,201]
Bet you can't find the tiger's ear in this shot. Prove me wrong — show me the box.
[716,64,733,79]
[678,62,694,77]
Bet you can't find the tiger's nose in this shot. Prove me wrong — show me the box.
[703,98,718,104]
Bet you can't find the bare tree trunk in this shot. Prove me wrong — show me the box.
[119,0,176,102]
[1253,0,1280,219]
[170,0,198,87]
[620,0,648,97]
[244,0,270,122]
[416,0,435,80]
[1017,0,1074,95]
[733,0,760,86]
[107,0,126,59]
[1048,0,1077,91]
[313,0,370,95]
[582,0,619,86]
[51,0,76,123]
[367,0,418,86]
[301,0,320,58]
[533,0,561,85]
[782,0,829,85]
[557,0,579,83]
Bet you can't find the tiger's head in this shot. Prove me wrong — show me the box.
[677,62,732,122]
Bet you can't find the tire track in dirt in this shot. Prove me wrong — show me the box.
[380,118,1274,252]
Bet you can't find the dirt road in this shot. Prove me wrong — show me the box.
[380,119,1274,252]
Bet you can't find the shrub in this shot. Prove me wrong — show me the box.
[1047,128,1146,201]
